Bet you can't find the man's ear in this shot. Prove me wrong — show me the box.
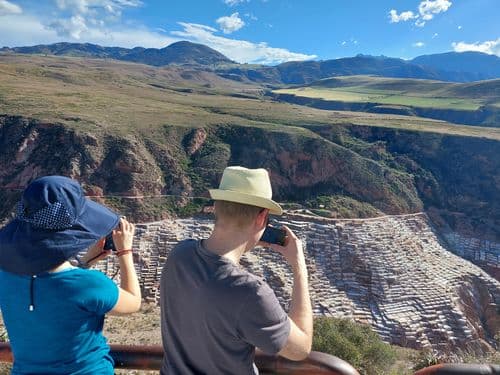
[255,209,269,230]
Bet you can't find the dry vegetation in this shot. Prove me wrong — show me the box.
[1,54,499,141]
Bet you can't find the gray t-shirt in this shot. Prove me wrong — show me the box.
[160,239,290,375]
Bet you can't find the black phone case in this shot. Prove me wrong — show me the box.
[261,226,286,246]
[103,233,116,251]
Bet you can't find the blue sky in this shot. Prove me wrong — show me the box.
[0,0,498,64]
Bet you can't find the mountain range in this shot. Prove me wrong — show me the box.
[2,41,499,84]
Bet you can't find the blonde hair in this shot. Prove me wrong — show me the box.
[214,200,263,228]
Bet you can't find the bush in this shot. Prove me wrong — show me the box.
[313,317,397,375]
[411,349,441,371]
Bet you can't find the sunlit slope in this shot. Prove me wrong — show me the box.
[274,75,500,110]
[1,55,499,140]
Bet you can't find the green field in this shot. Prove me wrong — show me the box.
[273,75,500,111]
[275,86,482,110]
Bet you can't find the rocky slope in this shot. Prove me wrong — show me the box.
[1,114,499,243]
[0,114,421,223]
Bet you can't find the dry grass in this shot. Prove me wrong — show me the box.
[1,54,500,141]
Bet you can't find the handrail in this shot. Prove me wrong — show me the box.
[0,343,359,374]
[414,363,500,374]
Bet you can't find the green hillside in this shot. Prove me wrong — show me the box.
[273,75,500,126]
[275,75,500,109]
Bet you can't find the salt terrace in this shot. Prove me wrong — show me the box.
[93,212,500,354]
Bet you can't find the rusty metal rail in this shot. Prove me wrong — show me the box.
[414,363,500,374]
[0,342,359,374]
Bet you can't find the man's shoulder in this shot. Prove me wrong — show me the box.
[169,239,198,257]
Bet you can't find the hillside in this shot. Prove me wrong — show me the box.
[2,42,500,84]
[0,41,234,67]
[273,75,500,127]
[0,54,499,245]
[412,51,500,81]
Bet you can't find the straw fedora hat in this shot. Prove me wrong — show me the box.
[209,166,283,215]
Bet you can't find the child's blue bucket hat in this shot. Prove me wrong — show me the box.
[0,176,119,275]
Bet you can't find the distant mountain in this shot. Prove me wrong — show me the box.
[216,53,500,85]
[2,41,500,83]
[0,42,131,58]
[277,55,442,83]
[217,55,447,85]
[412,52,500,81]
[0,41,234,67]
[124,41,234,66]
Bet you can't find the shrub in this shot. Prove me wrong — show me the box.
[313,317,397,375]
[411,349,441,371]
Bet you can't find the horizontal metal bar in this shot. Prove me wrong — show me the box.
[0,343,359,374]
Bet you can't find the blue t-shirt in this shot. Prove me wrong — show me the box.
[0,267,119,374]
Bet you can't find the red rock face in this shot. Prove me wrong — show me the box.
[185,128,207,156]
[0,115,498,250]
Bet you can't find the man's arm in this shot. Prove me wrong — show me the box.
[269,226,313,360]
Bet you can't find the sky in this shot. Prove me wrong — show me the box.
[0,0,498,65]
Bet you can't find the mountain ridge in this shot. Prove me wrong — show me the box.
[2,41,499,83]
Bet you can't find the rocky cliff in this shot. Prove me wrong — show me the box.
[0,115,422,219]
[1,114,499,246]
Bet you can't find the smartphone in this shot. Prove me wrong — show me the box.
[103,233,116,251]
[260,225,286,246]
[103,216,126,251]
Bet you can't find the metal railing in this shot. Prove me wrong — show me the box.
[413,363,500,375]
[2,343,499,374]
[0,343,359,374]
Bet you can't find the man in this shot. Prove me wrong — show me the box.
[160,166,312,374]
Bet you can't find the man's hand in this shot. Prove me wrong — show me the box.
[267,226,305,269]
[262,225,312,361]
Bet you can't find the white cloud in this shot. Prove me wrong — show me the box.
[244,12,257,21]
[223,0,248,6]
[452,38,500,56]
[415,19,426,27]
[432,33,438,38]
[418,0,451,21]
[413,41,425,47]
[216,12,245,34]
[0,13,176,48]
[49,15,88,39]
[55,0,142,14]
[389,0,452,27]
[389,9,416,23]
[171,22,316,64]
[341,41,346,46]
[458,25,462,30]
[47,0,143,38]
[0,14,58,46]
[0,0,22,15]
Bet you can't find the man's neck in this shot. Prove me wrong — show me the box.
[203,227,254,264]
